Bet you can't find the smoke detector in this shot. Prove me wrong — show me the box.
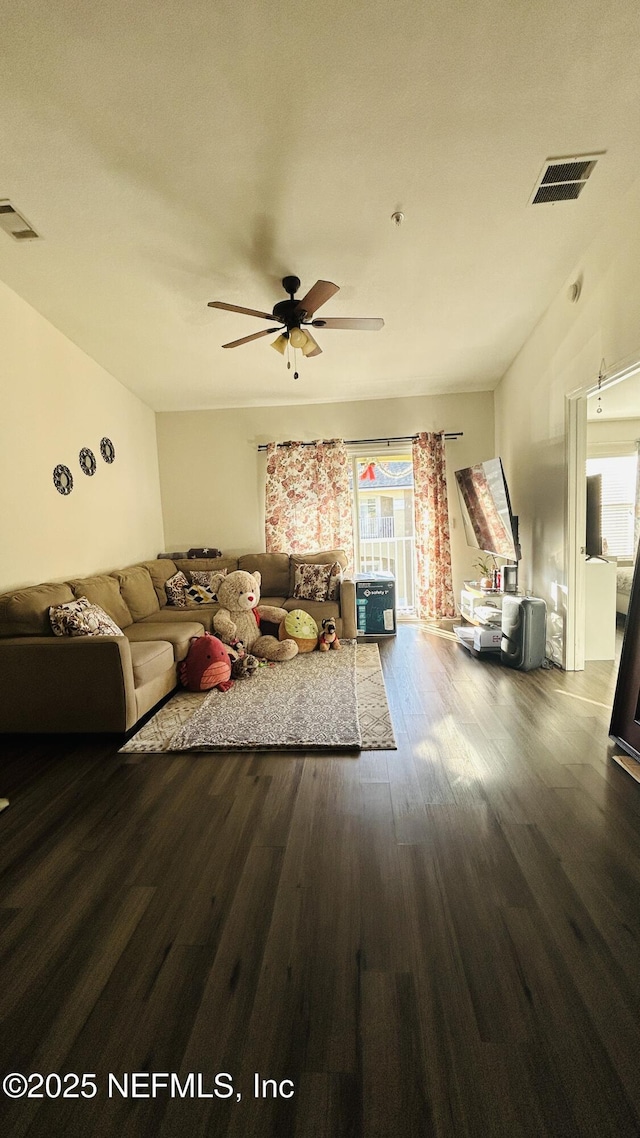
[0,201,40,240]
[528,154,603,205]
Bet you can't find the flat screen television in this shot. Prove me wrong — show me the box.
[585,473,603,558]
[455,457,521,561]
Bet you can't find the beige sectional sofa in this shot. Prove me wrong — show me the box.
[0,550,355,734]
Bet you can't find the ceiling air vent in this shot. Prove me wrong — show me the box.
[0,201,40,240]
[529,155,602,205]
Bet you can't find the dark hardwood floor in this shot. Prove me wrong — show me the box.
[1,623,640,1137]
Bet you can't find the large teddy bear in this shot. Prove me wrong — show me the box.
[213,570,298,662]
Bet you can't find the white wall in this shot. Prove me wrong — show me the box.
[156,390,495,600]
[495,173,640,663]
[0,278,164,591]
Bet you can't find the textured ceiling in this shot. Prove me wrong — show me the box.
[1,0,640,410]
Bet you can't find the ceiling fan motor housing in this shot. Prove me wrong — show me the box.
[272,298,305,328]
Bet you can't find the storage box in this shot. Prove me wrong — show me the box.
[473,626,502,651]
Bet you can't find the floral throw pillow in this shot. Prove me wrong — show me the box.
[293,562,334,602]
[185,583,217,606]
[165,571,189,608]
[326,561,343,601]
[190,568,227,597]
[49,596,123,637]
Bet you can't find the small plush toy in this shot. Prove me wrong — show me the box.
[231,651,260,679]
[319,617,340,651]
[227,639,260,679]
[213,570,298,662]
[179,633,234,691]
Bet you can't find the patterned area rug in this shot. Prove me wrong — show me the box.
[120,642,396,753]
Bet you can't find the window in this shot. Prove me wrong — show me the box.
[586,453,637,558]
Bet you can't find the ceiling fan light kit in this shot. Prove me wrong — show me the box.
[271,334,287,355]
[208,275,384,375]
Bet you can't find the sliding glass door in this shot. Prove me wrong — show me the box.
[349,451,416,614]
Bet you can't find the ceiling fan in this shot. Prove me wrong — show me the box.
[207,275,384,358]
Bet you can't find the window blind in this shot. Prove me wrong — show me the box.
[586,454,638,558]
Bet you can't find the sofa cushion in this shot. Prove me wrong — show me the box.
[293,562,335,602]
[142,559,179,606]
[49,596,123,638]
[173,557,239,580]
[114,565,160,622]
[165,571,189,607]
[123,620,204,662]
[326,561,343,601]
[289,550,348,595]
[238,553,290,597]
[129,640,175,687]
[191,568,227,596]
[0,582,76,637]
[68,574,133,629]
[185,582,217,606]
[137,606,216,633]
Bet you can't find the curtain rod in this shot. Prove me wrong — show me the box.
[257,432,462,452]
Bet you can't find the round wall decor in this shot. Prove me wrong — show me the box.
[79,447,97,476]
[100,437,115,464]
[53,464,73,495]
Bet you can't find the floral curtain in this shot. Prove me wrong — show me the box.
[635,439,640,554]
[412,432,456,619]
[265,439,355,569]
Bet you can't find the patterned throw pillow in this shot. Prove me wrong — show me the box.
[185,583,217,606]
[165,571,189,608]
[49,596,123,637]
[190,568,227,597]
[326,561,343,601]
[293,562,334,602]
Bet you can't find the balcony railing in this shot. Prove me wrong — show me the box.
[358,535,415,612]
[359,515,396,540]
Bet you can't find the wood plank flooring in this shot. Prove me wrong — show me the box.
[1,623,640,1137]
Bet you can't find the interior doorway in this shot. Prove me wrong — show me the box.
[565,356,640,671]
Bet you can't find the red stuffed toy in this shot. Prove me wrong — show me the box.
[179,634,234,691]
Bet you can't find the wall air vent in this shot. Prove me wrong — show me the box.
[529,154,602,205]
[0,200,40,240]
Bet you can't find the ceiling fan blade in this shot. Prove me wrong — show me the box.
[295,280,339,317]
[222,327,281,348]
[208,301,275,320]
[310,317,384,330]
[302,330,322,357]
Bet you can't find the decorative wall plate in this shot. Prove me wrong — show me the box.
[79,447,97,476]
[100,437,115,464]
[53,464,73,495]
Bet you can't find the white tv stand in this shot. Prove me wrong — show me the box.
[455,582,510,655]
[459,582,507,626]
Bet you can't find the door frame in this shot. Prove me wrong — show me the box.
[565,355,640,670]
[565,390,588,670]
